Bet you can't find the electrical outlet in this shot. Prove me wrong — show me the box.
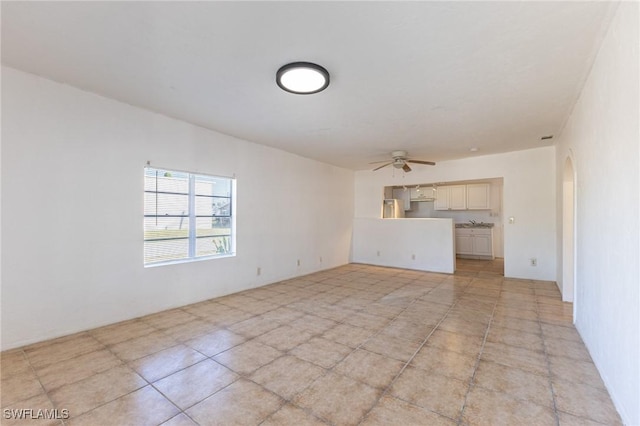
[319,256,323,263]
[530,258,537,267]
[376,250,380,257]
[297,259,301,267]
[411,254,416,260]
[257,267,261,276]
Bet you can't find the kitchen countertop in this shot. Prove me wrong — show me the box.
[455,223,495,228]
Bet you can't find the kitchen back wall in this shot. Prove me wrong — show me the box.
[353,146,556,281]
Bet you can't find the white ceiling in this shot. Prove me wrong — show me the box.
[1,1,616,170]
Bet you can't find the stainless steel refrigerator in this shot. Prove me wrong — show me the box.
[382,199,405,218]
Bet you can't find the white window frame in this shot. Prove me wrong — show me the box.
[144,166,236,267]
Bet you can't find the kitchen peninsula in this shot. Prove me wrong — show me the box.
[352,217,456,273]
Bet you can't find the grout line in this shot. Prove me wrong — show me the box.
[15,349,63,424]
[8,260,567,426]
[170,268,446,426]
[253,270,452,425]
[19,334,119,425]
[357,276,476,425]
[535,287,562,426]
[456,276,503,425]
[252,268,447,426]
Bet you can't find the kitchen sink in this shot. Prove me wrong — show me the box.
[455,222,494,228]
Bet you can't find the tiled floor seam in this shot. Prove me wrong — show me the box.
[147,380,200,425]
[21,341,117,426]
[269,276,448,411]
[249,274,452,425]
[14,348,60,422]
[141,345,300,424]
[256,399,329,426]
[356,280,476,425]
[556,410,612,425]
[239,302,384,426]
[149,376,256,423]
[55,335,186,424]
[244,274,413,426]
[75,274,448,423]
[50,379,147,424]
[536,290,562,426]
[6,262,621,426]
[89,319,164,347]
[455,276,503,425]
[195,293,400,426]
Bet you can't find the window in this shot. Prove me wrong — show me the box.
[144,167,235,266]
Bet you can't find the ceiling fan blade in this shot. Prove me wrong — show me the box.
[407,160,436,166]
[402,163,412,173]
[369,160,394,164]
[372,162,392,171]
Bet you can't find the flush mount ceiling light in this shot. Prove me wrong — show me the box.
[276,62,330,95]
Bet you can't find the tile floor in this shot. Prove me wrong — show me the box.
[1,261,622,425]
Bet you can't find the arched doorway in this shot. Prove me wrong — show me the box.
[562,157,576,312]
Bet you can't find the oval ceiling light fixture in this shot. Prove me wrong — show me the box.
[276,62,330,95]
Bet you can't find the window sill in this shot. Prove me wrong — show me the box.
[144,253,236,268]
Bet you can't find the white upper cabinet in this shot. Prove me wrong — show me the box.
[449,185,467,209]
[435,183,490,210]
[435,185,466,210]
[434,186,450,210]
[466,183,491,210]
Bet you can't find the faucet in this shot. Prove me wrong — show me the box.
[469,220,476,225]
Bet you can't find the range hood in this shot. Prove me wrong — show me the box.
[411,186,436,201]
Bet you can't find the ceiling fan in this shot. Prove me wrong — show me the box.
[370,150,436,172]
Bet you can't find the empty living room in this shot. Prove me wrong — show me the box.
[1,2,638,425]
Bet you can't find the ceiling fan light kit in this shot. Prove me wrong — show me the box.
[276,62,330,95]
[370,150,436,173]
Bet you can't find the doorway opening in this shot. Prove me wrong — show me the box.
[562,157,576,314]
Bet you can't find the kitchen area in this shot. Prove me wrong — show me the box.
[353,178,503,274]
[384,178,504,261]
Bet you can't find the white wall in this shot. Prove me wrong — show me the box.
[555,3,639,424]
[354,146,556,281]
[1,67,354,350]
[352,218,455,273]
